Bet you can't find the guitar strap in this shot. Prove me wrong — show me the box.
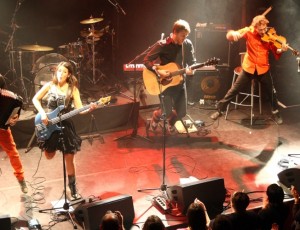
[64,85,73,109]
[181,42,187,81]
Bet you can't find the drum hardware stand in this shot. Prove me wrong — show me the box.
[4,0,22,90]
[4,0,31,105]
[80,114,104,145]
[86,24,102,85]
[38,111,82,229]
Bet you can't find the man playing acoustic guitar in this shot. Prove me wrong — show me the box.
[143,19,196,133]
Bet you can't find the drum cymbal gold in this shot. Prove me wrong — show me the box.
[80,29,103,38]
[80,17,103,24]
[18,44,54,51]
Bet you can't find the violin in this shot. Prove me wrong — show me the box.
[261,27,299,56]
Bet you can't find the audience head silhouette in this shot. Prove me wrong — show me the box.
[142,215,165,230]
[186,202,207,230]
[231,192,250,213]
[100,210,122,230]
[266,183,284,204]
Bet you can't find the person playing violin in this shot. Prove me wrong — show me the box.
[210,15,288,124]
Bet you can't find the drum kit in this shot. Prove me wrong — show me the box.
[6,16,108,104]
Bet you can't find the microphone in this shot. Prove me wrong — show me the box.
[161,33,165,40]
[297,57,300,73]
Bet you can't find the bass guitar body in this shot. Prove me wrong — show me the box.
[35,96,111,141]
[35,105,66,141]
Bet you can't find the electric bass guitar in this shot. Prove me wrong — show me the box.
[35,96,111,141]
[143,58,219,95]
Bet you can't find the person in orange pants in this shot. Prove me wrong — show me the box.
[0,75,28,193]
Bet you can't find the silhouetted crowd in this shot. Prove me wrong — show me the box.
[99,183,300,230]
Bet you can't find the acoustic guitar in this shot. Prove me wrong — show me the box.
[143,58,219,95]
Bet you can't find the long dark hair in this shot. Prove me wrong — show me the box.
[53,61,78,88]
[186,203,207,230]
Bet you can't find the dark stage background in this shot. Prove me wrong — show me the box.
[0,0,300,105]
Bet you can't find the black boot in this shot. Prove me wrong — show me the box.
[68,175,81,200]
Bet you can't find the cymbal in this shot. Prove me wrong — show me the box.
[18,44,54,51]
[80,17,103,24]
[80,29,103,38]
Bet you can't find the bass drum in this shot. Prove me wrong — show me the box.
[32,53,68,74]
[34,64,57,93]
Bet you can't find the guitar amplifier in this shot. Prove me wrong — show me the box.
[194,28,231,67]
[187,67,230,109]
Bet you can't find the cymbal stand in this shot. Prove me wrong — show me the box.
[87,24,100,85]
[4,0,22,88]
[17,51,30,104]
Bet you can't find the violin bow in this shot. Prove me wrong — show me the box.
[262,6,272,16]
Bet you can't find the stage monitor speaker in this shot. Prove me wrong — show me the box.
[194,28,231,66]
[74,194,134,230]
[167,177,226,219]
[0,214,11,230]
[278,166,300,192]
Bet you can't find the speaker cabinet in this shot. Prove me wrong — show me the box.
[194,29,231,66]
[187,69,230,109]
[74,194,134,230]
[167,177,226,219]
[278,166,300,192]
[0,214,11,230]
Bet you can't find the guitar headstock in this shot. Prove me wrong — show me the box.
[205,57,220,66]
[98,96,111,105]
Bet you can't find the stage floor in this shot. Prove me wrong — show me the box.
[1,101,300,229]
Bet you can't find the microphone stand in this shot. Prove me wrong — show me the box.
[137,67,171,211]
[114,35,165,142]
[114,47,152,142]
[39,107,82,229]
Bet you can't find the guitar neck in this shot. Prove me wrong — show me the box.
[50,103,93,125]
[170,63,205,77]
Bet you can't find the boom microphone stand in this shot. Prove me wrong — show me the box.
[114,50,152,142]
[39,108,82,229]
